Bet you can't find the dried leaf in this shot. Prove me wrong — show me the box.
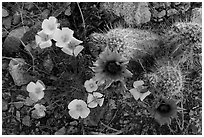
[24,97,35,106]
[22,115,31,126]
[43,54,54,73]
[109,99,117,109]
[55,126,66,135]
[8,58,30,86]
[41,9,50,19]
[2,100,8,111]
[13,12,21,25]
[3,26,29,53]
[8,26,29,39]
[65,6,71,16]
[2,8,9,17]
[16,111,21,122]
[2,16,12,29]
[13,101,24,109]
[52,2,71,17]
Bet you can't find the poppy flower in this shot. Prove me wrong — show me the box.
[92,47,132,89]
[42,16,60,35]
[129,80,151,101]
[150,98,177,125]
[26,80,45,102]
[35,30,52,49]
[87,92,104,108]
[84,79,98,93]
[32,104,46,118]
[53,27,83,56]
[68,99,90,119]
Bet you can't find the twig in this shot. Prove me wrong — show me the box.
[109,130,123,135]
[77,2,85,29]
[101,108,119,132]
[20,39,35,72]
[2,56,14,60]
[100,122,120,132]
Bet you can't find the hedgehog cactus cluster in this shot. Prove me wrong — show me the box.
[164,22,202,58]
[90,28,160,61]
[172,22,201,44]
[89,3,201,126]
[146,61,183,98]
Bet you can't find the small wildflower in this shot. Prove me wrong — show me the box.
[84,79,98,93]
[35,30,52,49]
[150,98,177,125]
[68,99,90,119]
[53,28,83,56]
[129,80,151,101]
[42,16,60,35]
[32,104,46,118]
[87,92,104,108]
[26,80,45,102]
[92,47,132,89]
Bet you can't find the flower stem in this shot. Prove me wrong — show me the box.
[77,2,85,29]
[79,118,85,134]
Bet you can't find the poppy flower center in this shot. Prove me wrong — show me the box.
[105,61,122,75]
[89,83,95,88]
[157,103,171,114]
[48,24,55,31]
[35,87,42,94]
[76,104,83,111]
[61,34,70,43]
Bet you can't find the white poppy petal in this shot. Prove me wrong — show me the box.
[42,19,49,29]
[88,101,98,108]
[61,47,73,56]
[74,45,84,56]
[37,30,45,37]
[68,99,78,109]
[38,111,46,117]
[29,92,39,102]
[129,88,141,101]
[133,80,144,88]
[52,29,62,42]
[36,91,45,100]
[70,37,83,46]
[62,27,74,37]
[140,91,151,101]
[36,80,46,90]
[35,35,41,45]
[98,98,104,107]
[49,16,57,23]
[69,109,80,119]
[80,107,90,118]
[56,42,66,48]
[34,104,41,109]
[26,82,36,93]
[39,40,52,49]
[87,94,94,104]
[93,92,103,98]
